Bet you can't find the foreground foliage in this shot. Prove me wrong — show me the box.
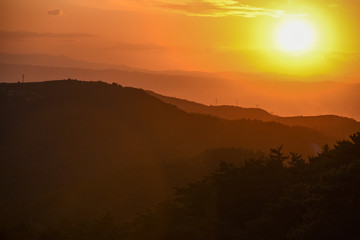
[1,132,359,240]
[122,133,360,240]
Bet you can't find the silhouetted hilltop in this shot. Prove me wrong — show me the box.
[147,90,275,121]
[147,90,360,139]
[1,80,330,155]
[0,80,333,226]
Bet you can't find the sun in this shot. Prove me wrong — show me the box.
[275,19,317,53]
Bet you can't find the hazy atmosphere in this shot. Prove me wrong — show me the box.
[1,1,360,239]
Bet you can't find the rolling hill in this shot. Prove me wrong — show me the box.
[0,80,334,226]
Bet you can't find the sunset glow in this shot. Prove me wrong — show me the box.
[1,1,360,237]
[0,0,359,119]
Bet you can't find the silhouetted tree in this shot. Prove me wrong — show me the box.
[268,145,289,168]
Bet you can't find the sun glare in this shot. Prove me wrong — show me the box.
[275,19,317,53]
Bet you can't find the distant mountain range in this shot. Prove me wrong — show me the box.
[0,52,140,71]
[1,53,359,121]
[147,90,360,140]
[0,52,213,78]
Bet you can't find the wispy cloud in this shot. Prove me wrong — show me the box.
[79,0,285,17]
[0,30,96,40]
[48,9,63,16]
[156,0,284,17]
[76,0,354,17]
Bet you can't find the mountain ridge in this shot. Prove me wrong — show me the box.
[147,90,360,140]
[1,62,359,121]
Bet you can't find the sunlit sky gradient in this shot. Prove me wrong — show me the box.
[1,0,360,76]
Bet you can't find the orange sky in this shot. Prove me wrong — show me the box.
[1,0,360,77]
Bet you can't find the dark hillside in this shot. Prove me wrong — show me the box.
[0,80,333,226]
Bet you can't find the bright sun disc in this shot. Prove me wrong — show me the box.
[276,20,316,53]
